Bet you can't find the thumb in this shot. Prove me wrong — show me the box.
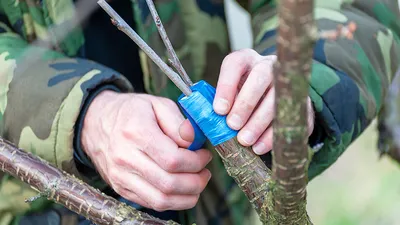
[179,119,195,143]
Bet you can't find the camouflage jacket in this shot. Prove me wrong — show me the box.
[0,0,399,225]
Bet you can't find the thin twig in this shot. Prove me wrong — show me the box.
[145,0,193,86]
[97,0,192,96]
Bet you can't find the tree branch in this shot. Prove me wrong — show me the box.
[145,0,193,86]
[97,0,192,96]
[215,139,272,222]
[0,137,179,225]
[271,0,316,223]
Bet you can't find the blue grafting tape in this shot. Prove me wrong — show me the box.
[179,104,207,150]
[178,80,238,147]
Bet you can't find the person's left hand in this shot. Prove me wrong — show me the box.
[210,49,315,155]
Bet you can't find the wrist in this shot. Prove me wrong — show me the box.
[81,90,120,154]
[74,85,121,171]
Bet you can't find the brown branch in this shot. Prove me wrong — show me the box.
[145,0,193,86]
[271,0,316,223]
[0,137,179,225]
[215,139,272,222]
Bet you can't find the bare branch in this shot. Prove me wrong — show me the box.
[0,137,179,225]
[97,0,192,96]
[145,0,193,86]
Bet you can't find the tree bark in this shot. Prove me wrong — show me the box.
[271,0,315,224]
[215,138,272,223]
[0,137,179,225]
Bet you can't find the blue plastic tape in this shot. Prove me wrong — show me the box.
[178,80,238,148]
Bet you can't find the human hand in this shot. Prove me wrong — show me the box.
[212,49,315,155]
[81,91,212,211]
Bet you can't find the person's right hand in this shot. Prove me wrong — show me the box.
[80,90,212,212]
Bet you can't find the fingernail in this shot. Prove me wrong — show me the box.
[240,130,254,145]
[214,98,229,114]
[227,114,242,130]
[253,142,266,155]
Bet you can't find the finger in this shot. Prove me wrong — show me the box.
[237,87,275,146]
[179,119,194,143]
[226,60,274,130]
[146,144,212,173]
[131,149,211,195]
[118,188,153,209]
[213,49,260,115]
[120,171,201,211]
[252,127,273,155]
[307,96,315,136]
[122,108,212,173]
[150,96,192,148]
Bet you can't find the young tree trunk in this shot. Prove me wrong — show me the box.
[0,137,179,225]
[271,0,315,223]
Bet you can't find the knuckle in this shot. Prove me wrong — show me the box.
[111,183,122,195]
[223,51,246,67]
[255,108,273,123]
[197,177,208,192]
[188,195,200,208]
[115,186,128,197]
[263,54,277,61]
[248,116,272,135]
[252,62,273,81]
[112,152,130,167]
[121,123,138,138]
[141,138,156,154]
[250,124,265,137]
[236,99,256,112]
[107,168,121,183]
[123,128,155,151]
[161,97,177,108]
[163,156,182,172]
[152,194,170,212]
[159,177,177,194]
[253,60,271,71]
[238,48,256,55]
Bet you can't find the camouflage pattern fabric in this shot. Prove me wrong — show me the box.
[250,0,400,179]
[0,0,399,225]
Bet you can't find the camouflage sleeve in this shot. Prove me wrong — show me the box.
[0,15,134,186]
[246,0,400,180]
